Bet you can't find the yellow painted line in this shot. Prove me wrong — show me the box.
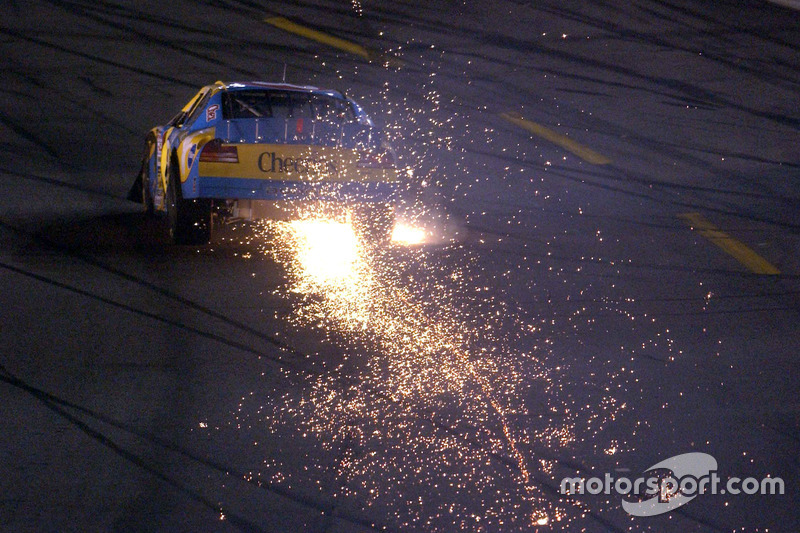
[500,112,612,165]
[264,16,371,60]
[679,212,780,275]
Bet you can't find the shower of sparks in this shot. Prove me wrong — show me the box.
[249,215,561,527]
[217,209,639,531]
[220,53,685,530]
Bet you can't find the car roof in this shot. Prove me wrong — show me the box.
[213,81,345,99]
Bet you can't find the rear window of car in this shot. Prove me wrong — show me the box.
[222,90,356,123]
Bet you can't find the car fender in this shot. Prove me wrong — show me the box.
[160,126,177,196]
[178,128,216,199]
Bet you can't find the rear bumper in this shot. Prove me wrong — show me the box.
[193,177,400,203]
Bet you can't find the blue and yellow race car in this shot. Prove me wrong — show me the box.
[132,81,400,244]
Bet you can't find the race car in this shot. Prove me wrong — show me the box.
[131,81,401,244]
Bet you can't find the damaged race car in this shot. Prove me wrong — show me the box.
[131,81,401,244]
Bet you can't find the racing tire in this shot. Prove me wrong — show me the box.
[352,202,395,245]
[132,138,156,214]
[166,161,212,245]
[141,166,155,215]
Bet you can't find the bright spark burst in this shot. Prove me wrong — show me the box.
[288,219,364,288]
[391,221,428,245]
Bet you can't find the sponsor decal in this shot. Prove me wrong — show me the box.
[258,151,337,176]
[206,104,219,122]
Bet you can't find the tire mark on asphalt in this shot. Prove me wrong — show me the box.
[50,0,327,74]
[3,68,133,135]
[41,0,263,79]
[0,366,270,533]
[48,0,243,38]
[658,142,800,170]
[459,136,800,237]
[480,31,800,129]
[521,1,800,93]
[388,54,793,224]
[0,365,394,532]
[331,0,800,130]
[646,0,800,53]
[0,167,129,201]
[78,75,113,98]
[478,74,798,210]
[0,3,788,528]
[0,259,310,374]
[0,27,195,88]
[1,205,632,530]
[0,110,61,161]
[0,255,622,530]
[467,139,799,217]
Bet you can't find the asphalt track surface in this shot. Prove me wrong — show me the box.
[1,1,799,532]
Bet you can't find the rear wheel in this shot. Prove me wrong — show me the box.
[132,137,157,214]
[166,160,212,245]
[141,158,155,215]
